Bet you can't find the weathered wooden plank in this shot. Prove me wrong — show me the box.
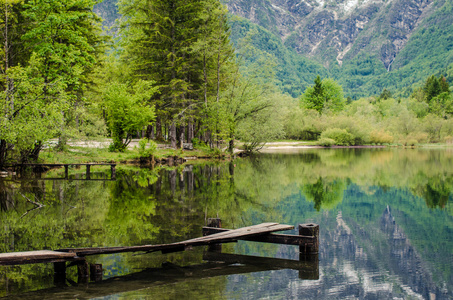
[59,223,294,257]
[177,223,294,245]
[202,227,315,246]
[0,250,79,265]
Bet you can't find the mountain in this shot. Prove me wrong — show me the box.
[94,0,453,98]
[225,0,453,97]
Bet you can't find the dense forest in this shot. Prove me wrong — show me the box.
[0,0,453,167]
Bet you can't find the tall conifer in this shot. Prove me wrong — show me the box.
[119,0,234,147]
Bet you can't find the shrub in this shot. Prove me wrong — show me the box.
[318,137,335,147]
[320,128,355,146]
[369,130,394,144]
[138,138,157,158]
[406,139,418,147]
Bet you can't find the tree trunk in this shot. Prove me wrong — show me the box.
[188,120,194,142]
[228,135,234,154]
[146,125,154,140]
[170,122,177,149]
[155,117,163,141]
[0,140,8,168]
[180,124,185,149]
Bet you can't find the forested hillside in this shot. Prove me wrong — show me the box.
[94,0,453,98]
[225,0,453,98]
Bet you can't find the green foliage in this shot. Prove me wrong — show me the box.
[103,81,157,152]
[379,89,392,101]
[0,57,69,163]
[320,128,355,146]
[302,178,346,211]
[118,0,235,148]
[318,137,335,147]
[229,17,327,97]
[138,138,158,158]
[301,76,345,114]
[0,0,104,165]
[369,130,394,144]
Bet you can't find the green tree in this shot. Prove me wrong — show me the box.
[0,56,69,164]
[424,75,450,103]
[118,0,234,148]
[103,80,157,152]
[378,88,392,100]
[301,76,345,114]
[22,0,104,150]
[0,0,103,166]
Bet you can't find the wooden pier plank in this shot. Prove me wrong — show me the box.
[0,250,78,265]
[1,223,297,263]
[59,223,295,257]
[202,227,315,246]
[176,222,294,245]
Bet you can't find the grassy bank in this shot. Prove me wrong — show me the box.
[39,142,229,165]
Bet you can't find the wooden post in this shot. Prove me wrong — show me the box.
[90,263,103,282]
[64,165,69,179]
[111,164,116,180]
[298,223,319,279]
[54,262,66,285]
[86,165,91,180]
[77,261,89,284]
[205,218,222,252]
[299,223,319,255]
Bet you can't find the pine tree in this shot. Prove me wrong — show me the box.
[118,0,235,148]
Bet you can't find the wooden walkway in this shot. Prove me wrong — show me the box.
[8,163,116,180]
[58,222,296,256]
[0,250,84,266]
[0,223,294,265]
[0,220,320,295]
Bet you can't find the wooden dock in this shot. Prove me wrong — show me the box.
[0,221,320,286]
[57,222,297,256]
[8,163,116,180]
[0,250,84,266]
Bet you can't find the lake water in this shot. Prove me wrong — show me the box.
[0,148,452,299]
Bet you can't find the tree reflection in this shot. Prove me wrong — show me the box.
[301,177,346,211]
[422,177,452,209]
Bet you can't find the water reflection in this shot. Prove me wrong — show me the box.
[0,148,452,299]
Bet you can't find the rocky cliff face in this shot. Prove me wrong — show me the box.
[225,0,435,70]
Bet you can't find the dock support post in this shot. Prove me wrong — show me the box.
[111,165,116,180]
[64,165,69,179]
[54,262,66,285]
[86,165,91,180]
[77,261,89,284]
[90,263,103,282]
[298,223,319,255]
[205,218,222,252]
[298,223,319,280]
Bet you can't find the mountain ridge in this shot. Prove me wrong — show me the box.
[94,0,453,97]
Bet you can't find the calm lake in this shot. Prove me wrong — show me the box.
[1,148,453,299]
